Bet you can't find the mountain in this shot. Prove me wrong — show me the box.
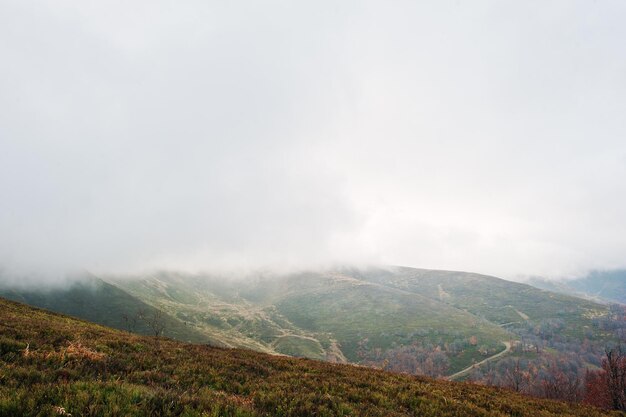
[105,266,612,376]
[108,269,512,373]
[529,270,626,305]
[2,266,614,380]
[0,296,610,416]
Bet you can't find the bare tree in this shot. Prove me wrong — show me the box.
[603,345,626,411]
[503,359,527,393]
[138,308,167,340]
[542,361,582,402]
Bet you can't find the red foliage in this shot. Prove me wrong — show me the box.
[584,369,611,409]
[542,361,582,402]
[584,346,626,411]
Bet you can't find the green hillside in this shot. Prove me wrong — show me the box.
[109,270,512,373]
[0,297,611,417]
[269,273,510,362]
[2,266,613,380]
[107,272,310,356]
[0,275,214,345]
[108,267,612,372]
[353,267,609,339]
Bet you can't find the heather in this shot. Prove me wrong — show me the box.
[0,298,616,416]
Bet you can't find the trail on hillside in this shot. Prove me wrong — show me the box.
[511,307,529,320]
[446,341,512,381]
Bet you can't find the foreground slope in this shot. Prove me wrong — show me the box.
[0,298,612,417]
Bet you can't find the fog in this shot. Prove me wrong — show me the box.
[1,1,626,283]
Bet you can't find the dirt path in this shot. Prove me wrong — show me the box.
[446,341,512,381]
[325,339,348,364]
[512,308,529,320]
[498,321,520,327]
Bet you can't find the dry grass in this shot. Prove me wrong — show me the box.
[0,297,618,417]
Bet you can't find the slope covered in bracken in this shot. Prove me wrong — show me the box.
[0,298,616,416]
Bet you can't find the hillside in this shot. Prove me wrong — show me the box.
[0,275,215,345]
[0,297,612,417]
[107,267,611,375]
[2,266,614,382]
[108,270,513,374]
[354,267,609,339]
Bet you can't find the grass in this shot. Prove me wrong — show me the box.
[356,267,611,340]
[275,282,509,364]
[273,335,325,359]
[0,297,616,417]
[447,345,503,373]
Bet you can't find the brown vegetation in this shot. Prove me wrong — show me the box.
[0,297,617,416]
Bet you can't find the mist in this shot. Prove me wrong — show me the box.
[1,1,626,283]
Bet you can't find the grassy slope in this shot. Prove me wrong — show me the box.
[108,273,311,356]
[0,276,214,345]
[0,297,613,417]
[110,271,511,370]
[108,267,613,373]
[269,273,510,362]
[355,267,610,339]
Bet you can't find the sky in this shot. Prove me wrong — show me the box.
[1,1,626,282]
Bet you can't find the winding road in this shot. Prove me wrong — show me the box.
[446,341,512,381]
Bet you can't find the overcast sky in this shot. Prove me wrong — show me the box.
[1,1,625,281]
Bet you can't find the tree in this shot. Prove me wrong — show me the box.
[583,345,626,411]
[138,308,167,340]
[503,359,529,393]
[604,345,626,410]
[584,369,611,409]
[542,361,582,402]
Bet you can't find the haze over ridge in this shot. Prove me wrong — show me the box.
[1,0,626,282]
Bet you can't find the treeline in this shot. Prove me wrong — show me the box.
[357,334,501,378]
[467,345,626,411]
[468,352,587,402]
[466,304,626,411]
[358,341,451,377]
[357,304,626,412]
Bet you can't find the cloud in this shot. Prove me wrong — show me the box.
[1,0,625,281]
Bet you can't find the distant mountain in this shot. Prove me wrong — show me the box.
[528,270,626,305]
[1,296,610,416]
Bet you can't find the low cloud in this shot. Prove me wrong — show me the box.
[1,1,626,282]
